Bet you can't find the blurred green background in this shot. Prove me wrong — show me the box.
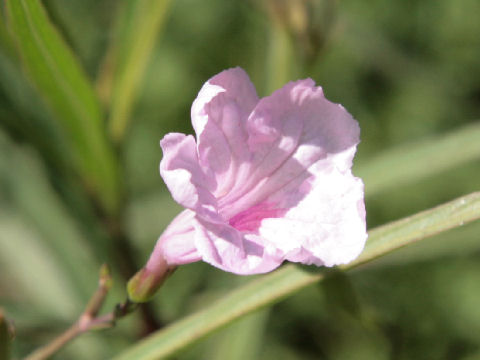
[1,0,480,359]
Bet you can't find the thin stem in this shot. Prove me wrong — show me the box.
[23,265,136,360]
[24,324,81,360]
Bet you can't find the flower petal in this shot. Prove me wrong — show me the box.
[191,68,259,198]
[159,133,220,222]
[258,169,367,267]
[147,210,202,268]
[155,69,366,276]
[193,219,284,275]
[218,79,360,220]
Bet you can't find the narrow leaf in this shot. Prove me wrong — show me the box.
[113,192,480,360]
[0,11,17,60]
[264,1,296,94]
[356,122,480,195]
[0,212,82,317]
[5,0,120,214]
[97,0,172,142]
[0,133,100,301]
[349,192,480,267]
[0,51,71,170]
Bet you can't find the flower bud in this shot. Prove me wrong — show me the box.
[127,256,175,303]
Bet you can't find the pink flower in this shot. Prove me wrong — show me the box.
[144,68,367,281]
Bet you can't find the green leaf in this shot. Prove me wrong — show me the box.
[5,0,120,215]
[348,192,480,268]
[0,133,100,302]
[0,211,82,317]
[356,122,480,196]
[263,2,296,95]
[0,11,16,61]
[97,0,173,142]
[0,51,72,171]
[113,192,480,360]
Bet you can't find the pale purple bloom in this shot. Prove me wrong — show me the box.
[146,67,367,275]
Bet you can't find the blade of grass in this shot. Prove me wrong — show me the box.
[0,142,100,302]
[356,121,480,195]
[0,53,72,170]
[373,220,480,266]
[0,11,16,61]
[114,192,480,360]
[263,0,296,95]
[97,0,172,142]
[5,0,120,215]
[0,211,82,317]
[0,131,101,301]
[346,192,480,268]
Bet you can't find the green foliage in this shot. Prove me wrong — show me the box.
[98,0,173,142]
[5,0,120,215]
[0,0,479,359]
[356,122,480,196]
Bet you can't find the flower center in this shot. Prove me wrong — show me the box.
[228,203,286,233]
